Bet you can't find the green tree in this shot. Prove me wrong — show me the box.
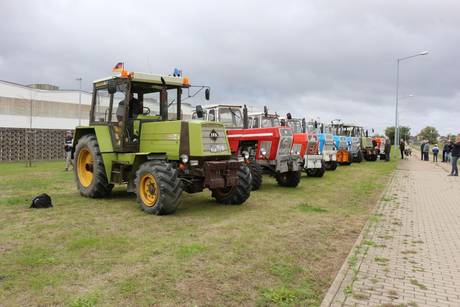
[385,126,411,145]
[418,126,439,144]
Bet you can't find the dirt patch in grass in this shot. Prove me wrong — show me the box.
[0,159,396,306]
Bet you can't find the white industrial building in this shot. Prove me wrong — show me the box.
[0,80,195,129]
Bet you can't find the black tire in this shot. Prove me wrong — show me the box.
[325,161,337,171]
[354,151,363,163]
[248,159,263,190]
[212,165,251,205]
[315,161,326,177]
[135,161,182,215]
[74,134,113,198]
[275,170,301,187]
[306,168,316,177]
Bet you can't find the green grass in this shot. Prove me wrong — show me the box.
[0,158,396,306]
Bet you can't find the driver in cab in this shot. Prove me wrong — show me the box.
[114,95,143,144]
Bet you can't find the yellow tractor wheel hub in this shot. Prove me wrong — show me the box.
[139,174,159,206]
[77,148,94,188]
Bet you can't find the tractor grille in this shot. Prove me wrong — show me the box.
[339,137,348,150]
[306,135,317,155]
[352,137,360,152]
[201,124,228,154]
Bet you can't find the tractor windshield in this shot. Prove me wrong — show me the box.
[218,107,243,128]
[286,119,303,133]
[261,116,280,128]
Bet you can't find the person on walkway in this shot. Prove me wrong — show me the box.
[432,144,439,162]
[423,141,430,161]
[449,137,460,176]
[399,139,406,159]
[447,140,454,162]
[64,131,73,171]
[442,142,450,162]
[420,141,425,160]
[385,137,391,161]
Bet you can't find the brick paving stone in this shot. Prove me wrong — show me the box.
[322,156,460,307]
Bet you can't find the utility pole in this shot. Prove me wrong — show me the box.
[76,77,82,126]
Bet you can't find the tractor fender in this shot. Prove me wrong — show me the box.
[71,126,114,158]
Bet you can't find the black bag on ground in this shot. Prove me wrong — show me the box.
[30,193,53,208]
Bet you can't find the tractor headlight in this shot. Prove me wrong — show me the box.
[180,154,189,163]
[260,141,272,157]
[242,150,250,160]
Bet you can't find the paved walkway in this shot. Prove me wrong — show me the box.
[322,155,460,307]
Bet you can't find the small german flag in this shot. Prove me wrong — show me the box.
[112,62,124,72]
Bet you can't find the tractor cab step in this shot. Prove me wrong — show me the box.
[111,161,132,184]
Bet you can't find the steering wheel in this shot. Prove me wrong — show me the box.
[143,106,151,115]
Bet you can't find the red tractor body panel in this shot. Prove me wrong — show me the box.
[226,127,282,160]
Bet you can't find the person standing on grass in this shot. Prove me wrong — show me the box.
[385,137,391,161]
[448,136,460,176]
[64,131,73,171]
[432,144,439,162]
[399,139,406,159]
[423,141,430,161]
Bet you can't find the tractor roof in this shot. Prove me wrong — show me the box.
[202,104,243,109]
[94,72,188,87]
[248,112,278,117]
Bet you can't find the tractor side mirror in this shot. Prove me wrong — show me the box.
[264,106,268,117]
[286,112,292,120]
[107,79,117,94]
[280,119,286,126]
[321,124,324,133]
[205,88,210,100]
[195,105,204,119]
[314,121,318,128]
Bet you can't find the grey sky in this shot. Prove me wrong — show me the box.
[1,0,459,135]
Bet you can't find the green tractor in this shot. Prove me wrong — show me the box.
[72,71,252,215]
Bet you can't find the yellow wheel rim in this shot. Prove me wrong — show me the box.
[77,148,94,188]
[139,174,159,207]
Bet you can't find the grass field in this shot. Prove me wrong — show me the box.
[0,159,395,306]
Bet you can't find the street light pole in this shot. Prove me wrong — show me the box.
[394,51,428,159]
[76,77,82,126]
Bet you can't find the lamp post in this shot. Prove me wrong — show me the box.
[76,77,82,126]
[394,51,428,159]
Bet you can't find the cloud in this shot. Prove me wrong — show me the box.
[1,0,459,135]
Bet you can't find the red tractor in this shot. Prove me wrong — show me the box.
[282,115,325,177]
[193,105,302,189]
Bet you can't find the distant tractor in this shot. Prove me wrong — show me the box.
[360,130,378,161]
[330,120,352,165]
[317,125,337,171]
[193,105,302,189]
[283,115,325,177]
[341,124,363,163]
[72,72,251,215]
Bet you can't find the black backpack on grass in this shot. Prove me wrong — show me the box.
[30,193,53,208]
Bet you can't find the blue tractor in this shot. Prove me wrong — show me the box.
[318,131,337,171]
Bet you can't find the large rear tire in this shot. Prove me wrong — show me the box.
[248,159,263,190]
[74,134,113,198]
[276,170,301,187]
[135,161,182,215]
[212,165,251,205]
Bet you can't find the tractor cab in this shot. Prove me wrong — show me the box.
[90,72,191,152]
[192,104,244,128]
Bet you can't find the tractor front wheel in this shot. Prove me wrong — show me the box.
[276,170,301,187]
[325,161,337,171]
[135,161,182,215]
[74,134,113,198]
[248,159,263,190]
[212,165,251,205]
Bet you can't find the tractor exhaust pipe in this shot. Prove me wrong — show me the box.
[243,105,249,129]
[160,77,168,121]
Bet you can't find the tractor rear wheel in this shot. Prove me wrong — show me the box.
[315,161,326,177]
[276,170,301,187]
[74,134,113,198]
[135,161,182,215]
[325,161,337,171]
[306,168,316,177]
[248,159,262,190]
[212,165,251,205]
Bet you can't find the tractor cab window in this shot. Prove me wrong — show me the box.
[218,107,242,128]
[261,116,279,128]
[287,120,303,133]
[208,109,216,121]
[93,88,112,123]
